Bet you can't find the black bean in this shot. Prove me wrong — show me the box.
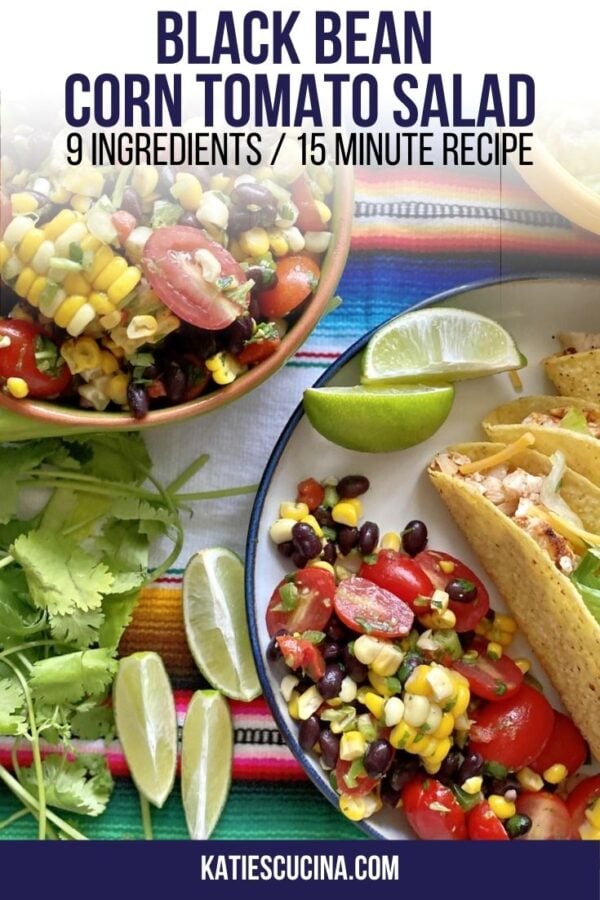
[317,665,344,700]
[337,475,370,499]
[457,750,485,783]
[291,551,308,569]
[337,526,358,556]
[266,629,287,662]
[247,294,262,321]
[396,652,423,685]
[318,730,340,769]
[381,754,420,805]
[179,211,201,229]
[364,739,394,778]
[321,542,337,565]
[157,165,175,194]
[291,522,322,560]
[402,520,428,556]
[277,541,294,558]
[323,641,341,662]
[35,202,61,227]
[256,205,278,228]
[228,208,252,235]
[437,747,463,782]
[446,578,478,604]
[341,646,368,684]
[164,364,186,404]
[226,315,254,354]
[298,715,321,751]
[230,181,275,208]
[505,814,532,839]
[488,774,521,796]
[244,263,275,293]
[142,364,160,380]
[358,521,379,555]
[127,383,149,418]
[313,506,334,528]
[120,185,143,221]
[325,617,350,642]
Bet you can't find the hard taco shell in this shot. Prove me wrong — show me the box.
[482,395,600,487]
[544,349,600,404]
[428,442,600,761]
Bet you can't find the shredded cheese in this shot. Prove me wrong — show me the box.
[458,433,536,475]
[527,505,600,553]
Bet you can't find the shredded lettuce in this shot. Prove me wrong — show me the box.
[540,451,583,528]
[572,548,600,626]
[560,408,592,435]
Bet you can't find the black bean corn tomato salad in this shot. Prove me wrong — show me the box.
[266,474,597,840]
[0,128,332,416]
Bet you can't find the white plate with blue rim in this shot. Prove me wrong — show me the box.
[245,274,600,840]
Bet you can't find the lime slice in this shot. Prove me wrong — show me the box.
[303,384,454,452]
[183,548,261,701]
[361,307,524,384]
[181,690,233,840]
[113,652,177,809]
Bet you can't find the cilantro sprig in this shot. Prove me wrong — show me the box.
[0,431,257,839]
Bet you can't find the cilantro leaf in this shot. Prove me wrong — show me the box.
[49,609,105,649]
[12,531,114,614]
[70,705,115,741]
[98,591,140,651]
[97,521,150,594]
[29,649,118,705]
[19,753,114,817]
[0,677,27,736]
[68,433,150,483]
[0,440,62,524]
[0,568,44,637]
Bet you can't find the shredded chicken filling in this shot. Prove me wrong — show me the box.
[521,407,600,439]
[557,331,600,354]
[433,452,579,575]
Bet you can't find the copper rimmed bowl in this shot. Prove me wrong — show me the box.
[1,166,354,431]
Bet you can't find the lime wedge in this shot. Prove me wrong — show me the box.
[303,384,454,452]
[361,307,524,384]
[113,652,177,809]
[183,548,261,701]
[181,690,233,840]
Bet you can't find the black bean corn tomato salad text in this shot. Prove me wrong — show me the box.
[266,474,598,840]
[0,127,332,416]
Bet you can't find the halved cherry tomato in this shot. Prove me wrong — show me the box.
[469,683,555,770]
[0,191,12,238]
[414,550,490,632]
[237,337,280,366]
[0,319,72,398]
[515,792,575,840]
[467,801,509,841]
[276,633,325,682]
[142,226,248,330]
[566,775,600,833]
[112,210,137,247]
[291,175,326,232]
[358,550,433,614]
[258,256,320,319]
[296,478,325,512]
[335,759,379,798]
[182,354,210,402]
[266,568,335,637]
[334,576,414,638]
[452,650,523,703]
[402,776,467,840]
[530,711,588,777]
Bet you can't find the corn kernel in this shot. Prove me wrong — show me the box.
[331,501,359,527]
[0,242,10,269]
[422,737,452,766]
[514,658,531,674]
[5,377,29,399]
[585,799,600,830]
[126,315,158,340]
[14,267,37,298]
[353,635,383,666]
[339,676,357,703]
[307,560,336,576]
[488,794,516,820]
[54,295,87,329]
[107,266,142,304]
[439,560,455,574]
[132,165,159,199]
[363,692,386,720]
[171,172,203,211]
[462,776,483,795]
[367,672,395,698]
[287,692,300,720]
[11,192,39,215]
[339,731,366,761]
[339,792,381,822]
[66,302,96,337]
[371,644,404,677]
[269,518,297,544]
[71,193,93,214]
[107,373,129,406]
[579,821,600,841]
[425,666,454,702]
[423,703,443,734]
[516,767,544,792]
[447,678,470,717]
[423,758,442,775]
[297,685,323,720]
[390,720,418,751]
[239,226,270,258]
[99,350,119,375]
[495,614,517,633]
[63,272,91,296]
[4,215,36,250]
[430,589,450,612]
[54,222,88,257]
[380,532,401,552]
[93,256,128,292]
[384,696,405,727]
[87,246,114,282]
[432,712,455,740]
[403,693,431,728]
[210,173,233,193]
[543,763,568,785]
[205,351,246,385]
[89,291,115,316]
[431,608,457,630]
[70,337,102,373]
[279,501,309,521]
[17,227,45,263]
[487,641,503,660]
[99,311,122,331]
[405,665,433,697]
[280,675,299,703]
[314,199,332,224]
